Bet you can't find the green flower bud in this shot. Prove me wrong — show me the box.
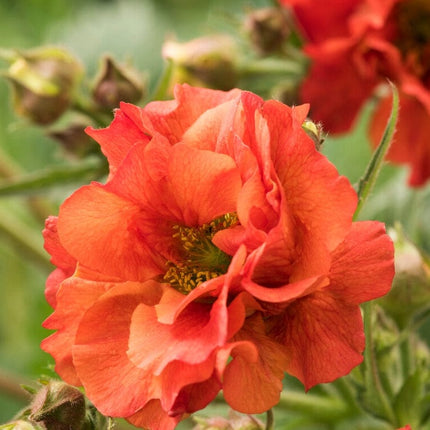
[92,55,145,109]
[302,118,324,150]
[29,381,86,430]
[3,46,82,125]
[162,36,239,92]
[244,7,291,56]
[193,412,264,430]
[378,224,430,327]
[48,121,99,158]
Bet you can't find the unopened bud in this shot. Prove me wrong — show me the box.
[3,46,82,125]
[48,121,98,158]
[92,55,145,109]
[378,224,430,327]
[29,381,86,430]
[244,7,291,55]
[162,36,239,91]
[302,118,324,150]
[193,412,264,430]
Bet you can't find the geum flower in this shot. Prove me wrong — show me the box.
[41,85,394,429]
[280,0,430,186]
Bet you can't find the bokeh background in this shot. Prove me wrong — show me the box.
[0,0,429,427]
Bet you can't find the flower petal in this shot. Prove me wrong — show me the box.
[72,281,165,416]
[271,292,365,390]
[57,183,164,281]
[329,221,394,304]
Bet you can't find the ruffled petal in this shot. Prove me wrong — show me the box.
[57,184,164,281]
[221,314,288,414]
[41,277,113,385]
[72,281,165,417]
[329,221,394,304]
[271,292,365,390]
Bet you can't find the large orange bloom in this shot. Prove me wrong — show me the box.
[280,0,430,186]
[41,85,394,429]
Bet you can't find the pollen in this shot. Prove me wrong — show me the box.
[164,212,238,294]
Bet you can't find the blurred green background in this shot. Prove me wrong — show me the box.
[0,0,429,427]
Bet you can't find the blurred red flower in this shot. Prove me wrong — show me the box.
[280,0,430,186]
[41,85,394,429]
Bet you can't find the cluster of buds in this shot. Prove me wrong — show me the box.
[1,46,146,159]
[0,380,107,430]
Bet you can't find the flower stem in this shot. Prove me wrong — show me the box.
[150,59,174,101]
[0,205,52,272]
[265,409,274,430]
[277,391,352,422]
[238,57,305,78]
[362,301,398,426]
[354,83,399,220]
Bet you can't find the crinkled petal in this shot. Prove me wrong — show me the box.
[221,314,288,414]
[126,399,182,430]
[271,292,365,390]
[57,183,164,281]
[41,277,113,385]
[72,281,165,417]
[85,108,150,178]
[329,221,394,304]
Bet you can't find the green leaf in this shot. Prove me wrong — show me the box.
[0,156,107,197]
[354,83,399,220]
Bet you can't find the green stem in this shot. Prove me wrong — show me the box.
[354,83,399,220]
[332,377,362,414]
[265,409,274,430]
[71,96,112,128]
[238,57,305,78]
[0,206,52,272]
[277,391,352,422]
[150,60,174,101]
[363,302,398,426]
[0,368,32,403]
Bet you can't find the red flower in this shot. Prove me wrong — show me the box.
[41,85,394,428]
[280,0,430,186]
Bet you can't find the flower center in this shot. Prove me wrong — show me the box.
[164,213,238,294]
[392,0,430,80]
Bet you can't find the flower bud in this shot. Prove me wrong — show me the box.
[162,36,239,92]
[193,412,264,430]
[92,55,145,109]
[48,121,99,158]
[302,118,324,150]
[29,381,86,430]
[378,225,430,327]
[3,46,82,125]
[244,7,291,55]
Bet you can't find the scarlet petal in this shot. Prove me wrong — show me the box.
[85,108,150,178]
[57,184,163,281]
[123,84,242,145]
[126,399,181,430]
[41,277,112,385]
[329,221,394,304]
[72,281,164,417]
[273,292,365,390]
[128,290,228,373]
[221,314,288,414]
